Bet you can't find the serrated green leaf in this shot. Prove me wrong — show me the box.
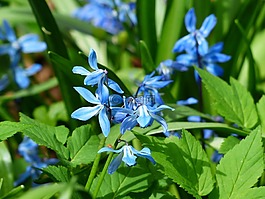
[19,113,69,160]
[139,40,156,74]
[67,125,100,167]
[146,122,248,137]
[219,136,240,154]
[136,130,215,198]
[215,127,264,199]
[256,95,265,136]
[196,68,258,129]
[0,121,31,142]
[43,165,70,182]
[241,187,265,199]
[0,142,13,197]
[91,162,152,198]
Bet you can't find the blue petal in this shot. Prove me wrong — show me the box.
[72,66,90,75]
[71,106,101,121]
[99,107,110,137]
[199,14,216,37]
[0,75,9,91]
[176,54,195,67]
[172,35,192,53]
[208,42,224,53]
[73,87,100,104]
[177,97,198,105]
[206,64,224,76]
[108,152,123,174]
[14,67,30,89]
[25,63,42,76]
[98,146,123,154]
[150,104,175,112]
[14,166,32,186]
[131,147,156,164]
[3,20,16,42]
[0,44,11,55]
[84,70,104,86]
[97,81,109,104]
[88,49,98,70]
[185,8,196,33]
[120,115,137,134]
[187,115,201,122]
[109,94,123,106]
[122,146,137,166]
[21,41,47,53]
[107,78,124,93]
[149,112,168,134]
[137,105,152,128]
[205,53,231,63]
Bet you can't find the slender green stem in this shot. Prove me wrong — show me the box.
[92,134,122,198]
[85,137,106,192]
[92,152,114,199]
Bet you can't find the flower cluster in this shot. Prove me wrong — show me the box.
[73,0,137,34]
[173,8,231,77]
[14,137,58,186]
[71,49,177,173]
[0,20,46,91]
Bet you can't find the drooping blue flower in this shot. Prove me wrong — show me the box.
[72,48,123,94]
[71,85,111,137]
[156,59,188,80]
[72,0,136,34]
[14,137,58,186]
[0,20,47,63]
[173,8,216,55]
[98,144,155,174]
[136,71,172,105]
[176,42,231,77]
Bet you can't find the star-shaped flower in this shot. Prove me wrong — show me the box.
[71,84,111,137]
[98,144,155,174]
[173,8,216,55]
[72,49,123,94]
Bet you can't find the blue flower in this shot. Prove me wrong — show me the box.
[176,42,231,77]
[72,0,136,34]
[72,49,123,94]
[71,85,111,137]
[0,20,47,63]
[136,71,172,105]
[173,8,216,55]
[156,59,188,80]
[14,137,58,186]
[98,144,155,174]
[112,103,174,135]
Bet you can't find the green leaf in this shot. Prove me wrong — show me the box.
[0,142,13,196]
[219,136,240,154]
[256,95,265,136]
[19,113,69,160]
[0,121,31,142]
[139,40,156,74]
[17,183,66,199]
[28,0,82,129]
[156,0,186,63]
[196,67,258,129]
[215,127,264,199]
[43,165,70,182]
[136,0,157,61]
[1,185,25,199]
[136,130,215,198]
[91,162,153,198]
[146,122,248,137]
[241,187,265,199]
[67,125,100,167]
